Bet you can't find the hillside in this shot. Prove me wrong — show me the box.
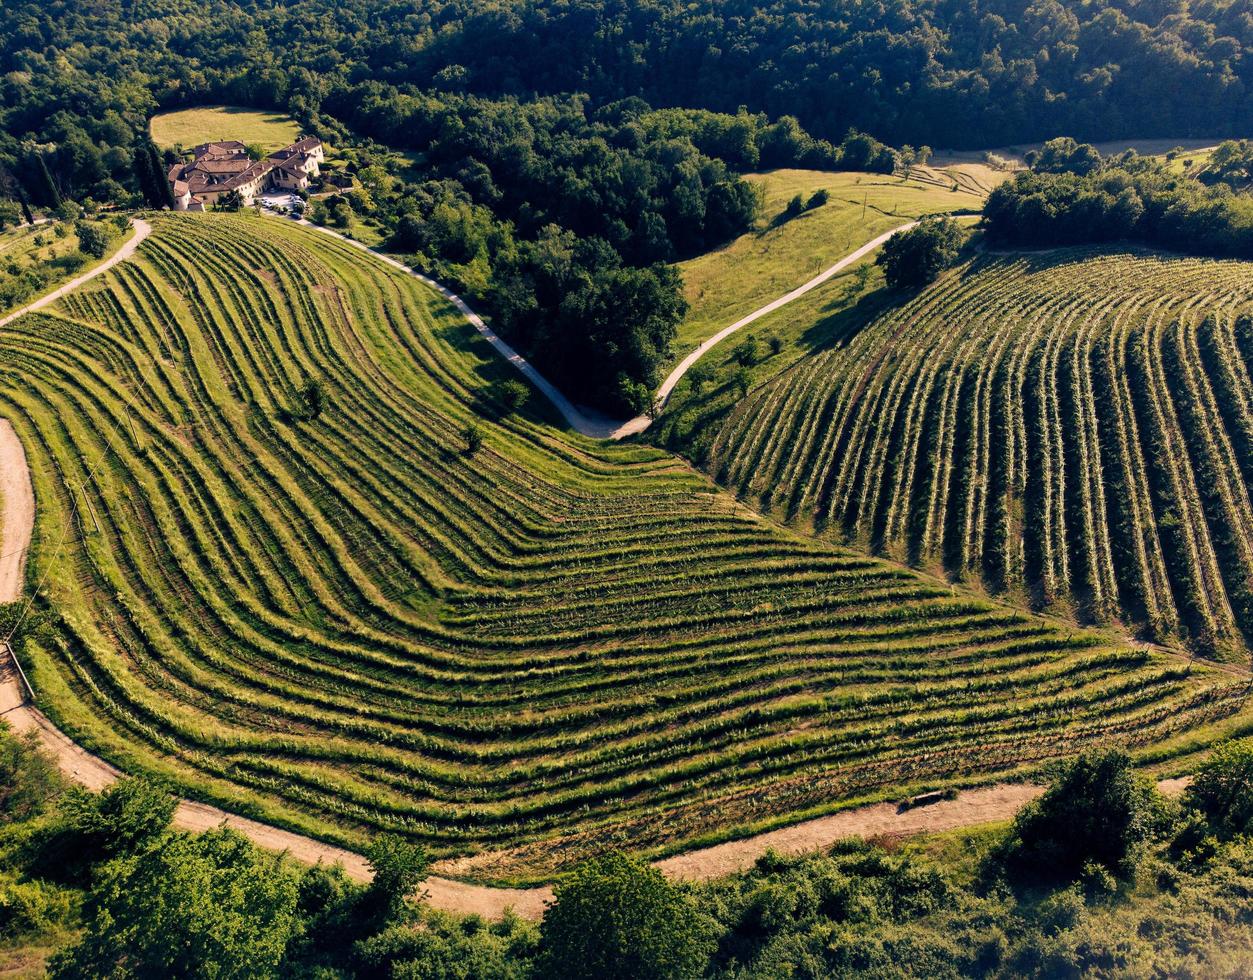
[672,168,992,359]
[705,246,1253,660]
[1,214,1244,883]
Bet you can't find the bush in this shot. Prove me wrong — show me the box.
[1186,738,1253,834]
[361,833,429,930]
[783,193,805,219]
[0,723,63,824]
[998,751,1168,884]
[463,422,483,456]
[876,216,964,289]
[73,219,113,259]
[733,333,762,366]
[49,829,300,980]
[56,776,176,865]
[495,378,529,414]
[806,188,829,210]
[538,851,714,980]
[295,378,326,420]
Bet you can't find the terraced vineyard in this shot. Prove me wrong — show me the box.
[1,215,1245,882]
[707,247,1253,661]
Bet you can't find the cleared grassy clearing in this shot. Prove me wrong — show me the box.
[0,220,122,314]
[706,247,1253,662]
[149,105,301,153]
[674,169,985,357]
[2,214,1244,883]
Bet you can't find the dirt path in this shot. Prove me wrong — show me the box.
[272,212,912,441]
[0,218,151,330]
[0,420,34,604]
[609,221,918,439]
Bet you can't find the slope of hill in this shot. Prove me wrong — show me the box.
[706,247,1253,660]
[673,169,992,359]
[1,214,1245,883]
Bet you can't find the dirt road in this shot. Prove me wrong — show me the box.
[0,219,151,330]
[0,420,34,604]
[276,212,910,441]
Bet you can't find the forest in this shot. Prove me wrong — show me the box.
[2,0,1252,408]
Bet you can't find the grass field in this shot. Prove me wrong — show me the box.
[2,213,1246,882]
[672,169,993,358]
[703,247,1253,661]
[149,106,302,154]
[0,219,120,315]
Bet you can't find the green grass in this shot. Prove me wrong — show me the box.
[149,106,303,154]
[672,169,990,358]
[0,219,125,315]
[698,245,1253,662]
[1,212,1243,885]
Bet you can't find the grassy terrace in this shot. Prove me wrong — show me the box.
[1,213,1245,883]
[672,168,996,358]
[706,247,1253,662]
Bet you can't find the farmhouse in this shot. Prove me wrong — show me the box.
[168,136,324,210]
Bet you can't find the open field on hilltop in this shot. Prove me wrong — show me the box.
[149,105,302,153]
[673,169,993,358]
[704,246,1253,662]
[0,212,1246,883]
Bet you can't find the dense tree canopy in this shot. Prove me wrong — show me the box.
[983,143,1253,257]
[5,0,1247,410]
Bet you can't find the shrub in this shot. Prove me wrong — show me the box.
[463,422,483,456]
[495,378,529,414]
[361,833,429,930]
[733,333,762,366]
[1186,738,1253,834]
[57,776,176,864]
[876,216,964,289]
[0,723,63,824]
[0,871,72,937]
[806,188,829,210]
[74,219,112,259]
[538,851,714,980]
[998,751,1167,884]
[49,829,300,980]
[296,378,326,420]
[783,193,805,219]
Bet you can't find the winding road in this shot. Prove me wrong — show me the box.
[281,210,915,440]
[0,218,151,330]
[0,211,1192,920]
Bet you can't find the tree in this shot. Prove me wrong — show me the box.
[361,833,429,930]
[74,219,112,259]
[876,216,964,289]
[495,378,529,414]
[538,852,714,980]
[1186,738,1253,834]
[0,199,20,231]
[62,776,174,858]
[295,378,325,420]
[783,193,804,218]
[999,750,1168,884]
[805,188,829,210]
[463,422,483,456]
[218,189,244,212]
[49,828,300,980]
[0,724,63,824]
